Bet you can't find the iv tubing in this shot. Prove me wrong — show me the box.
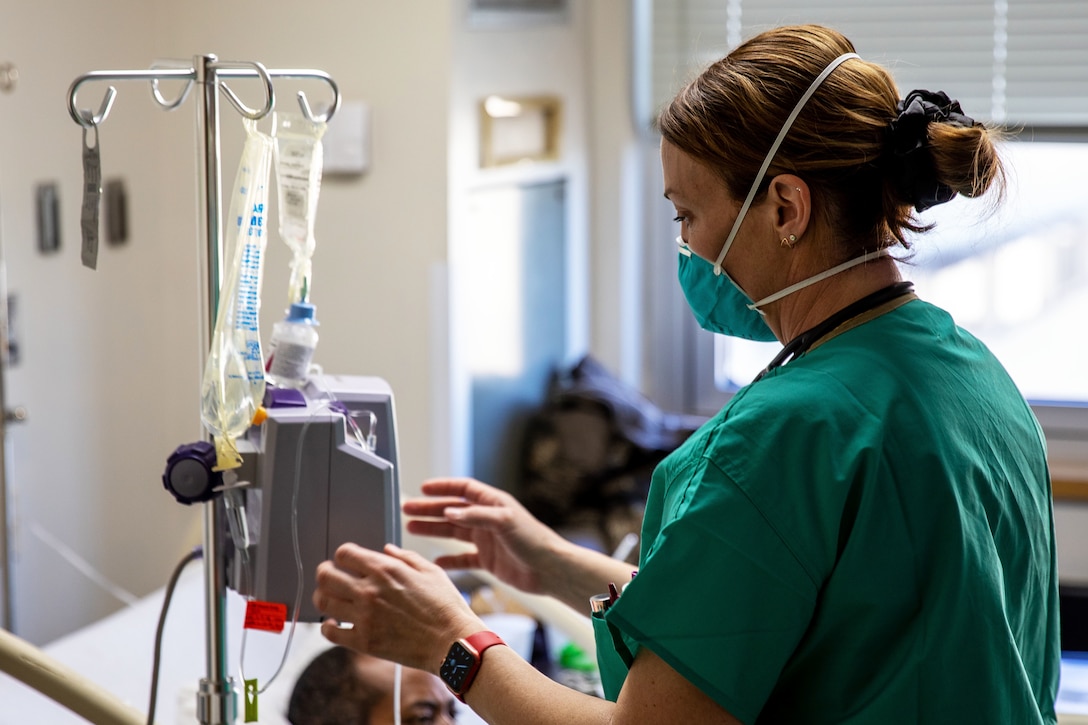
[394,662,402,725]
[236,396,354,694]
[237,400,327,692]
[236,392,402,722]
[0,627,146,725]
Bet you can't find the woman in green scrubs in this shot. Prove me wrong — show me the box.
[312,23,1059,724]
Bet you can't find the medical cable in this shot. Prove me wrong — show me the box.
[146,546,203,725]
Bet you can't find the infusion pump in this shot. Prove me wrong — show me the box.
[164,374,401,621]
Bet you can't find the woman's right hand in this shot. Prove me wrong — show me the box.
[403,477,569,596]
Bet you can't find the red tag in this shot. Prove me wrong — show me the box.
[244,600,288,633]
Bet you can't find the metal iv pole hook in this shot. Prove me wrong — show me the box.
[70,84,116,128]
[215,60,276,120]
[148,61,195,111]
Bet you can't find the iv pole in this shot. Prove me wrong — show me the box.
[67,55,340,725]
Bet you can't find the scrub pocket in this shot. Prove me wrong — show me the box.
[591,609,634,701]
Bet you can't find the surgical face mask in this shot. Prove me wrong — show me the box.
[677,237,779,341]
[677,51,889,340]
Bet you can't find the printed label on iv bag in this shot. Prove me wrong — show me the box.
[80,126,102,269]
[235,207,266,385]
[273,113,326,239]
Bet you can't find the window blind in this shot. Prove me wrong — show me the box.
[641,0,1088,128]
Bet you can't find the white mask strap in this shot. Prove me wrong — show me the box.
[712,52,860,276]
[747,248,892,310]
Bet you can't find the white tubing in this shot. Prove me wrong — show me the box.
[0,627,146,725]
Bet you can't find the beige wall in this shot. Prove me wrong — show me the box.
[1,0,199,645]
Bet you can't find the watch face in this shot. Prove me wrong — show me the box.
[440,641,476,692]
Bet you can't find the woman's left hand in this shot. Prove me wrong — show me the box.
[313,542,485,673]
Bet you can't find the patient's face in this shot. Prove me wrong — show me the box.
[359,658,458,725]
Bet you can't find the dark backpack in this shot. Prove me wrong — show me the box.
[517,356,707,556]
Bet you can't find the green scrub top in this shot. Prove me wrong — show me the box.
[596,298,1059,724]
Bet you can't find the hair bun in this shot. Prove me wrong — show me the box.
[886,90,977,211]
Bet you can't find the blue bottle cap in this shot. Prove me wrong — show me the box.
[285,302,318,324]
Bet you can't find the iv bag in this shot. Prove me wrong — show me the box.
[272,111,326,305]
[200,118,274,470]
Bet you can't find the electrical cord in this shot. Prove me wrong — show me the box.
[147,546,203,725]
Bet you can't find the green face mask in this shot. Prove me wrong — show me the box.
[676,237,779,341]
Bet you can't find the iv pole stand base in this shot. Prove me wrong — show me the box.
[197,677,237,725]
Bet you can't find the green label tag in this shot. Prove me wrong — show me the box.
[244,679,259,722]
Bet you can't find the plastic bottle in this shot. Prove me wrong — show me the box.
[267,302,319,388]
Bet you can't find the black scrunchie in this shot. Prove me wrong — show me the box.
[887,89,976,212]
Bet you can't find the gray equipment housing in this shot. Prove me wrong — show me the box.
[225,374,401,621]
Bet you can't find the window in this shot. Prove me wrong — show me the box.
[710,139,1088,409]
[636,1,1088,474]
[635,0,1088,131]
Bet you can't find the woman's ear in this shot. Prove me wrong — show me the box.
[769,174,809,242]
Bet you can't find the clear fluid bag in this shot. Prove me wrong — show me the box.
[272,111,326,305]
[200,118,274,470]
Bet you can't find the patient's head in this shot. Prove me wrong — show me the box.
[288,646,458,725]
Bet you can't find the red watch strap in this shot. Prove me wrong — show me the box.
[464,630,505,656]
[453,630,506,702]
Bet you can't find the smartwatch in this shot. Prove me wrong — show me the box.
[439,630,506,702]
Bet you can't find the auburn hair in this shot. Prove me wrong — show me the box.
[657,24,1005,253]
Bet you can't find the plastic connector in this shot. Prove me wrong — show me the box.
[251,406,268,426]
